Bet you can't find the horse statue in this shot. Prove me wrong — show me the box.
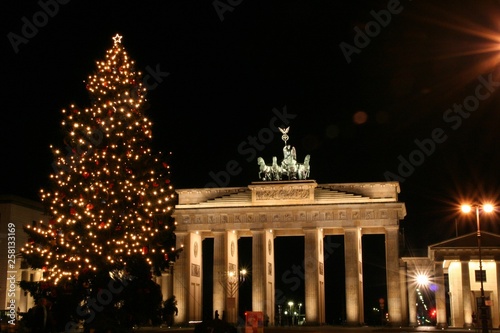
[257,157,273,181]
[271,156,282,181]
[297,154,311,180]
[257,127,311,182]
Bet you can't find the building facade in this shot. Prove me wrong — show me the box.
[402,232,500,329]
[172,180,407,325]
[0,195,48,315]
[6,190,496,329]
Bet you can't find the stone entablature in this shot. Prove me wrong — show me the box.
[176,181,403,208]
[176,187,248,205]
[174,181,406,236]
[320,182,400,200]
[431,251,500,263]
[175,206,403,233]
[248,180,316,204]
[429,232,500,262]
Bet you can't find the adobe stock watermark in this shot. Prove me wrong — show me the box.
[339,0,407,64]
[52,63,169,174]
[275,237,341,305]
[6,223,17,326]
[7,0,71,54]
[212,0,243,22]
[143,64,170,90]
[384,66,500,182]
[204,105,297,188]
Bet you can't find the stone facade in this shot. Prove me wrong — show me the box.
[0,196,49,314]
[402,232,500,328]
[172,180,407,325]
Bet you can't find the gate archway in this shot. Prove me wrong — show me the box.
[172,180,406,326]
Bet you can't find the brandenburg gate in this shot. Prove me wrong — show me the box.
[172,128,406,325]
[172,180,406,325]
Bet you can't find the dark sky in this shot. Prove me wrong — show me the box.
[3,0,500,322]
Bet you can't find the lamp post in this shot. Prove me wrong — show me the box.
[461,203,494,333]
[288,301,294,325]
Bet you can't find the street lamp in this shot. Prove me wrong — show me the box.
[288,301,294,325]
[416,273,429,287]
[461,203,494,333]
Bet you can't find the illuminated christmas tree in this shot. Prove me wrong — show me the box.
[21,34,180,329]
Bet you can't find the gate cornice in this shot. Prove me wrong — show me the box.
[173,203,404,232]
[173,181,406,235]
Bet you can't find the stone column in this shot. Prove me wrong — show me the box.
[252,229,266,313]
[461,260,473,328]
[344,227,363,325]
[264,230,275,326]
[225,230,239,324]
[156,272,170,301]
[173,232,189,324]
[407,276,418,326]
[434,261,448,329]
[304,227,325,325]
[250,229,275,323]
[385,227,402,325]
[213,231,227,318]
[399,260,409,326]
[496,260,500,328]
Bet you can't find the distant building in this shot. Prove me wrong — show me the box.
[402,232,500,328]
[0,195,48,314]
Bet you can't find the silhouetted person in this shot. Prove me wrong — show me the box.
[31,298,53,333]
[221,311,226,322]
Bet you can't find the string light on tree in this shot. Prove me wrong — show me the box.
[21,34,181,287]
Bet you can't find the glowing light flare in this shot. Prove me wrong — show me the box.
[461,204,472,213]
[461,203,495,213]
[483,203,494,212]
[416,274,429,286]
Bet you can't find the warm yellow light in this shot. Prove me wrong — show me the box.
[483,203,494,213]
[461,204,472,213]
[461,203,494,213]
[416,274,429,286]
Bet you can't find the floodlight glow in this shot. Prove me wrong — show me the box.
[483,203,494,212]
[461,204,472,213]
[416,274,429,286]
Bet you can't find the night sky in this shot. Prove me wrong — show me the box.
[3,0,500,324]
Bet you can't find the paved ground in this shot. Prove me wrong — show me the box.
[131,325,497,333]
